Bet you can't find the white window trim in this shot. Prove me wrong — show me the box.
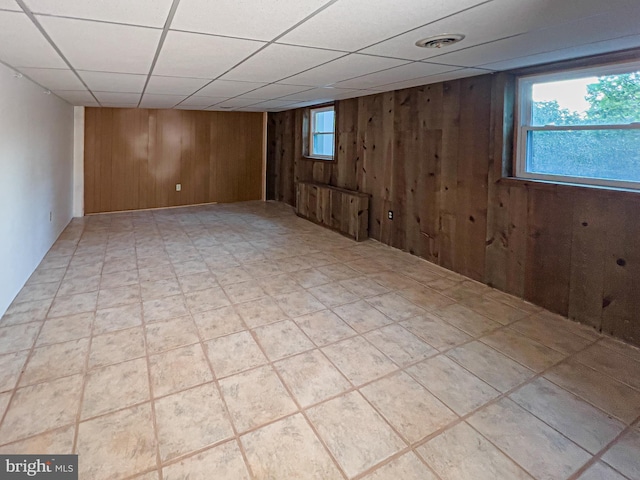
[309,105,335,160]
[515,61,640,191]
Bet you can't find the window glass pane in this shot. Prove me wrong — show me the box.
[313,109,335,133]
[527,129,640,182]
[312,133,334,157]
[531,71,640,126]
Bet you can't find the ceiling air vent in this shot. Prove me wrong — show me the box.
[415,34,465,49]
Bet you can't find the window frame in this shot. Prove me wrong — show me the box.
[515,60,640,191]
[307,105,336,161]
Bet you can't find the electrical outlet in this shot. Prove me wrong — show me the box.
[388,210,393,220]
[176,184,181,192]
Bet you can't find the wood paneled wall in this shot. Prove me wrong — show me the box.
[267,74,640,346]
[85,108,264,213]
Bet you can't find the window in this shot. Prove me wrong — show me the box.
[309,106,335,160]
[516,61,640,190]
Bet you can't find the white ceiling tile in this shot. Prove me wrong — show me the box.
[154,30,264,78]
[482,34,640,71]
[178,96,228,107]
[53,90,98,106]
[77,71,147,93]
[18,67,84,90]
[0,11,66,68]
[221,44,344,83]
[145,76,211,95]
[428,3,640,68]
[362,0,639,61]
[38,16,161,73]
[171,0,328,41]
[174,105,207,110]
[101,103,139,108]
[280,53,408,87]
[215,98,262,109]
[242,83,314,100]
[333,62,456,89]
[197,79,266,97]
[278,86,363,102]
[93,92,141,104]
[139,94,187,108]
[372,67,489,92]
[24,0,173,28]
[250,99,298,109]
[0,0,19,11]
[279,0,485,52]
[234,107,269,112]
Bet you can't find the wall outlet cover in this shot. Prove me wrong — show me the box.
[176,184,181,191]
[388,210,393,220]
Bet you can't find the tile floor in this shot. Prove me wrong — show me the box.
[0,201,639,480]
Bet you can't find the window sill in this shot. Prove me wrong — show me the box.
[302,155,335,163]
[498,177,640,199]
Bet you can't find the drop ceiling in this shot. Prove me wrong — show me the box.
[0,0,638,112]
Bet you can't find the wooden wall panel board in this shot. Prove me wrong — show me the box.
[335,98,359,190]
[505,185,528,297]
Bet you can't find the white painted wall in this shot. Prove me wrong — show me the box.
[0,62,75,316]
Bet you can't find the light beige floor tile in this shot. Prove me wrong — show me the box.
[333,300,393,333]
[545,358,640,423]
[257,273,303,296]
[0,350,29,393]
[205,331,267,378]
[292,268,332,288]
[21,338,89,385]
[322,336,396,386]
[43,303,93,338]
[77,403,157,480]
[178,271,218,294]
[192,305,246,340]
[172,260,208,277]
[511,378,625,454]
[219,365,298,433]
[468,398,591,480]
[234,296,288,328]
[447,341,535,392]
[213,266,253,286]
[599,336,640,363]
[295,310,357,347]
[459,296,530,325]
[401,314,471,351]
[308,282,360,308]
[185,287,230,314]
[578,462,628,480]
[81,357,150,419]
[57,274,101,297]
[145,316,200,354]
[97,284,141,309]
[366,293,426,321]
[275,291,327,318]
[317,263,361,281]
[397,285,455,312]
[253,320,314,360]
[575,342,640,390]
[140,278,182,301]
[306,391,405,478]
[340,277,390,298]
[363,452,437,480]
[241,413,343,479]
[361,372,457,443]
[139,264,175,282]
[602,428,640,479]
[27,266,67,285]
[0,391,9,419]
[48,291,97,318]
[364,324,437,366]
[150,343,213,397]
[223,280,267,304]
[100,269,139,289]
[368,271,422,291]
[433,303,501,336]
[163,440,251,480]
[274,350,351,407]
[142,294,189,323]
[155,383,234,461]
[0,425,75,454]
[418,422,533,480]
[89,326,145,369]
[93,303,142,335]
[0,322,41,354]
[406,355,499,416]
[13,283,60,305]
[242,260,281,278]
[511,316,594,354]
[480,328,566,372]
[0,374,83,443]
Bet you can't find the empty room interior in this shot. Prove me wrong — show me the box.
[1,0,640,479]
